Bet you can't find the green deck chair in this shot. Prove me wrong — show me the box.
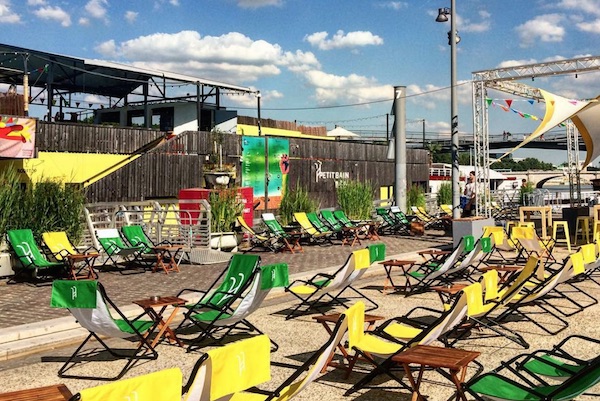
[7,228,65,282]
[261,213,303,253]
[95,228,146,269]
[121,224,183,267]
[177,254,261,343]
[465,352,600,401]
[294,212,334,245]
[50,280,158,381]
[186,263,288,351]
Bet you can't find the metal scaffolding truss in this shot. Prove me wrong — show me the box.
[472,55,600,216]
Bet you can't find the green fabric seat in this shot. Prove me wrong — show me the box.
[7,228,65,282]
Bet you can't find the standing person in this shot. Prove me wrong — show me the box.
[463,171,476,217]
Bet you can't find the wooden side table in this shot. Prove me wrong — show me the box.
[392,345,480,401]
[380,259,417,293]
[312,313,384,373]
[66,253,100,280]
[133,296,187,348]
[430,284,468,306]
[151,245,183,274]
[0,384,73,401]
[479,264,523,283]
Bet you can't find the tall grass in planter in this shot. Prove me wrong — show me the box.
[436,182,452,206]
[337,180,374,220]
[407,184,426,209]
[0,167,86,242]
[209,188,244,233]
[278,182,317,226]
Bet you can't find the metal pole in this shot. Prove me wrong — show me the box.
[394,86,407,213]
[22,53,29,116]
[257,91,268,212]
[450,0,460,219]
[422,118,426,148]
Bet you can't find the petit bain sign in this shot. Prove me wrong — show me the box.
[314,160,350,183]
[0,115,36,159]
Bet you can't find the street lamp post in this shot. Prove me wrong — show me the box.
[257,91,269,212]
[436,1,460,219]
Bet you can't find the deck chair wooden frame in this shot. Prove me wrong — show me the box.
[375,207,407,235]
[261,213,303,253]
[183,263,288,352]
[7,228,66,283]
[50,280,159,381]
[389,206,415,235]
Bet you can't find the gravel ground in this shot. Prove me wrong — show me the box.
[0,260,598,400]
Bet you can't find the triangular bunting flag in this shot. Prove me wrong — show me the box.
[505,99,513,107]
[486,98,493,106]
[528,99,534,105]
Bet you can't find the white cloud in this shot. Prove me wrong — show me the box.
[33,5,71,27]
[94,39,117,58]
[304,30,383,50]
[26,0,45,5]
[497,58,538,68]
[515,14,565,47]
[0,0,21,23]
[85,0,108,20]
[455,10,492,33]
[95,31,320,83]
[237,0,282,9]
[125,11,138,24]
[556,0,600,17]
[170,0,180,5]
[577,19,600,33]
[378,2,408,10]
[78,17,90,26]
[302,70,392,105]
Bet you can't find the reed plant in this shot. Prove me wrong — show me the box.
[209,188,244,233]
[407,184,426,208]
[337,179,374,220]
[0,166,86,242]
[436,182,452,206]
[278,181,317,226]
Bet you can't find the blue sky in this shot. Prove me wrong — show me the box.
[2,0,600,164]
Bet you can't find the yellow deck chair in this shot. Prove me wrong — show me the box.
[42,231,100,279]
[293,212,334,244]
[74,368,182,401]
[183,315,350,401]
[236,216,279,252]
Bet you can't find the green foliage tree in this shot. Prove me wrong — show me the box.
[336,179,374,220]
[491,157,554,171]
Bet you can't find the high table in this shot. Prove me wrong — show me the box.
[519,205,552,239]
[392,345,480,401]
[133,296,187,348]
[0,384,73,401]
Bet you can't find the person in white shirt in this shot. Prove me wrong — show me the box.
[463,171,476,217]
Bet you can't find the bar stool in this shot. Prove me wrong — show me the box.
[593,220,600,243]
[575,216,590,245]
[552,220,571,252]
[518,222,536,229]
